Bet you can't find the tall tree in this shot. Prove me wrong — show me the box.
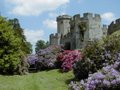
[0,16,23,74]
[9,18,32,54]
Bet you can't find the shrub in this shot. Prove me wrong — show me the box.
[57,50,82,72]
[69,53,120,90]
[0,16,28,75]
[27,45,62,71]
[73,35,120,80]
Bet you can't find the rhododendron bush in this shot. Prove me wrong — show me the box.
[57,50,82,72]
[27,45,62,71]
[69,53,120,90]
[27,46,82,72]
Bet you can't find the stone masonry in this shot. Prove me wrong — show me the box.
[49,13,108,50]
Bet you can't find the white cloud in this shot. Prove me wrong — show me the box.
[24,29,45,54]
[101,12,116,23]
[48,12,66,18]
[43,19,57,30]
[7,0,69,16]
[49,13,58,18]
[24,29,44,44]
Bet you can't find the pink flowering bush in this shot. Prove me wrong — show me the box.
[57,50,82,72]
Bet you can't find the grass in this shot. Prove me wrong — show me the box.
[0,69,74,90]
[112,30,120,36]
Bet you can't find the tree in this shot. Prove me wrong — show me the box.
[26,42,32,54]
[0,16,22,74]
[0,16,29,75]
[35,40,47,53]
[45,41,50,47]
[9,18,32,54]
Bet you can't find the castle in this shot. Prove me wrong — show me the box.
[49,13,108,50]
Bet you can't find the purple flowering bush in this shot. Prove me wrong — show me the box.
[36,45,62,70]
[27,45,62,71]
[27,54,39,65]
[73,35,120,80]
[69,53,120,90]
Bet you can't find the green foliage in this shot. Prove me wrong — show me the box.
[73,35,120,80]
[35,40,49,53]
[111,29,120,36]
[0,16,29,75]
[26,42,32,54]
[0,16,22,74]
[9,18,32,54]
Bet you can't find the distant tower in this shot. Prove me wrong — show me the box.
[56,15,71,36]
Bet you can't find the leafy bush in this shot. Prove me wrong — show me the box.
[57,50,81,72]
[73,35,120,80]
[69,53,120,90]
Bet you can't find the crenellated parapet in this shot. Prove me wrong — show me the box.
[83,13,101,20]
[56,15,72,21]
[49,33,61,45]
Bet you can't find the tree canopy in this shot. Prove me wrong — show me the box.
[35,40,49,53]
[0,16,30,74]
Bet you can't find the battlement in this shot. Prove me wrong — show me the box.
[83,13,93,18]
[57,15,72,21]
[83,13,101,20]
[50,34,54,38]
[50,33,61,38]
[103,24,108,28]
[73,14,80,21]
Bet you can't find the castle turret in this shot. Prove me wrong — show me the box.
[102,25,108,37]
[49,33,61,45]
[57,15,71,36]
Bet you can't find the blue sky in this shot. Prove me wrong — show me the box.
[0,0,120,53]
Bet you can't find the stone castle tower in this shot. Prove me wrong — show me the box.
[49,13,107,50]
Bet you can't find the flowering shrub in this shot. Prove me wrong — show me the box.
[27,54,39,65]
[73,35,120,80]
[27,45,62,71]
[69,53,120,90]
[57,50,82,72]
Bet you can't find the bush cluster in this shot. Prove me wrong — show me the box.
[27,45,62,71]
[69,53,120,90]
[73,35,120,80]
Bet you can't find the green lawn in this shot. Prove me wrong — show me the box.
[112,30,120,36]
[0,69,74,90]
